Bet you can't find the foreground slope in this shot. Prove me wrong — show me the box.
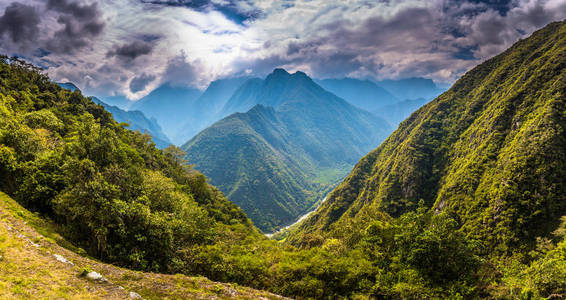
[291,20,566,253]
[183,69,390,232]
[0,192,286,299]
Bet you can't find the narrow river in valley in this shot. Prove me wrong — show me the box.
[265,195,329,238]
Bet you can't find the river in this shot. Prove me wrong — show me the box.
[265,195,328,238]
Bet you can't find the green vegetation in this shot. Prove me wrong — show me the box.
[287,19,566,297]
[0,192,285,299]
[0,55,255,274]
[1,19,566,299]
[183,70,391,232]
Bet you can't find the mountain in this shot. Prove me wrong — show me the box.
[91,97,171,148]
[100,95,133,110]
[315,78,399,111]
[174,76,251,144]
[376,77,444,100]
[373,97,430,127]
[219,78,264,117]
[183,69,391,232]
[131,84,202,143]
[290,20,566,257]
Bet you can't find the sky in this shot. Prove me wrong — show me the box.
[1,0,565,100]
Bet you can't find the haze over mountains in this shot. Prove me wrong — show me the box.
[60,69,444,231]
[79,73,443,149]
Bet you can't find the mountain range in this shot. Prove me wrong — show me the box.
[182,69,391,232]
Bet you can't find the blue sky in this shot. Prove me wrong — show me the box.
[1,0,565,99]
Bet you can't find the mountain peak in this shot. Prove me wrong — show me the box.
[271,68,290,76]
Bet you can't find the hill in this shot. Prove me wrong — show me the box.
[183,69,390,232]
[278,19,566,298]
[0,55,260,279]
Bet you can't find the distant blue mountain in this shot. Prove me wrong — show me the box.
[56,82,80,92]
[100,95,133,110]
[315,78,399,111]
[373,97,431,128]
[376,77,445,101]
[131,84,202,144]
[174,76,252,144]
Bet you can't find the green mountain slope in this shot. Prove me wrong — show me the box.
[57,83,171,148]
[0,55,258,276]
[290,20,566,255]
[183,70,391,232]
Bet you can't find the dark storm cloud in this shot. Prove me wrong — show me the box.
[44,0,105,54]
[129,73,156,93]
[0,2,41,48]
[246,0,566,81]
[107,41,154,61]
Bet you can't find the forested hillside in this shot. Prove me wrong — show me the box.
[291,19,566,259]
[0,55,256,273]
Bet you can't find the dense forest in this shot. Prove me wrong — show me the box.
[1,19,566,299]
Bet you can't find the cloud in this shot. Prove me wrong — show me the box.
[142,0,261,23]
[107,41,154,61]
[4,0,565,100]
[0,2,41,50]
[129,73,156,93]
[45,0,105,54]
[0,0,105,55]
[161,52,205,88]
